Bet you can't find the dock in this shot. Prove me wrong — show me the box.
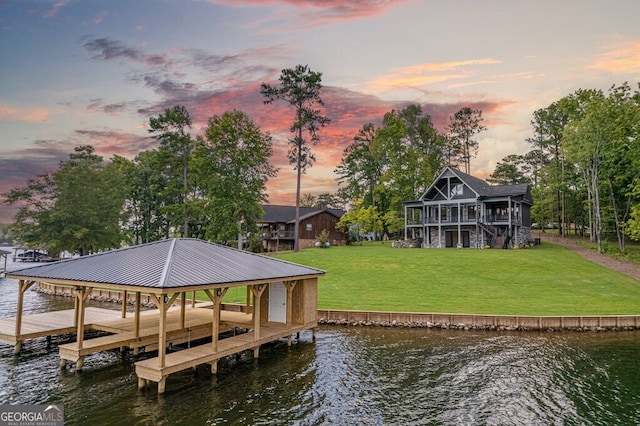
[0,307,125,346]
[4,238,324,394]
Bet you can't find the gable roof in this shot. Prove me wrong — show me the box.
[7,238,324,291]
[261,205,345,224]
[420,167,532,204]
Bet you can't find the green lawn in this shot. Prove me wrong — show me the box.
[267,242,640,316]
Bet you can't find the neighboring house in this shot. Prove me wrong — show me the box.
[259,205,347,251]
[404,167,533,248]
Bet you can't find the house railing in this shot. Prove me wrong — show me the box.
[406,214,523,226]
[263,231,296,240]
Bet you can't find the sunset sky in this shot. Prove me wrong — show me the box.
[1,0,640,222]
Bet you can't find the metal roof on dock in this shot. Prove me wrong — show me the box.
[7,238,324,290]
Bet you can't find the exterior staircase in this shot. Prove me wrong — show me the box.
[478,222,500,248]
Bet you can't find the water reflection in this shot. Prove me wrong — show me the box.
[1,257,639,424]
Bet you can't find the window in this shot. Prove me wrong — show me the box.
[306,223,313,231]
[440,206,448,221]
[450,183,463,198]
[467,205,476,220]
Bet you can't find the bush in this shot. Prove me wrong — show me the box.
[316,229,330,248]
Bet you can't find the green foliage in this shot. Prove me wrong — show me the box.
[147,105,194,237]
[4,145,127,255]
[626,180,640,241]
[193,110,277,243]
[528,83,640,252]
[446,107,486,174]
[261,64,330,252]
[316,229,330,247]
[487,154,531,185]
[276,243,640,315]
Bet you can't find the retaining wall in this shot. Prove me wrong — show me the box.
[317,309,640,331]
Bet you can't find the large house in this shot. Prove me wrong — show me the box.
[404,167,533,248]
[259,205,346,251]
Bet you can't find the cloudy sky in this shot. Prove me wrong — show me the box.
[1,0,639,223]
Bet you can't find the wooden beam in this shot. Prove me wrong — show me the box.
[157,294,167,369]
[149,293,161,308]
[283,280,297,329]
[121,290,128,318]
[180,292,186,329]
[14,280,34,353]
[210,288,228,352]
[75,286,87,370]
[133,292,141,356]
[249,284,266,340]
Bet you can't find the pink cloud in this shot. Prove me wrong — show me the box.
[205,0,410,32]
[0,104,51,122]
[590,41,640,74]
[365,59,502,94]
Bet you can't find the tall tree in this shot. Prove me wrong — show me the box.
[121,150,173,244]
[487,154,530,185]
[376,105,444,212]
[192,110,277,244]
[334,123,383,208]
[447,107,486,174]
[148,105,194,237]
[562,90,608,252]
[261,65,330,252]
[4,145,127,255]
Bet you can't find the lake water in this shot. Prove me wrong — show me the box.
[1,257,640,425]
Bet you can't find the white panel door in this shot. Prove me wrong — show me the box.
[268,282,287,323]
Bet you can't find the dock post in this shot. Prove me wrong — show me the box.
[138,378,146,389]
[253,346,260,359]
[158,377,166,394]
[13,341,22,354]
[287,336,292,347]
[211,361,218,375]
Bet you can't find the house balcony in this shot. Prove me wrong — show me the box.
[406,214,523,227]
[262,231,296,240]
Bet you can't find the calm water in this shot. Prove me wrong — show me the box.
[1,257,640,425]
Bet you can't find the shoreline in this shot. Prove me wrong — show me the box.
[34,283,640,332]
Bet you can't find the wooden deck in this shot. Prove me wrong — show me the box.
[58,305,254,366]
[0,303,255,362]
[135,321,315,393]
[0,307,124,346]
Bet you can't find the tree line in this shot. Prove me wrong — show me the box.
[487,83,640,254]
[4,65,327,255]
[4,108,276,255]
[4,64,639,255]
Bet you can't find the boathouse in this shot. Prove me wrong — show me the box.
[3,238,323,394]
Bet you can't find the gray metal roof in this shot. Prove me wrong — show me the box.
[7,238,324,290]
[420,167,533,204]
[261,205,345,224]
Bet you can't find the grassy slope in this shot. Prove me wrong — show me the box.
[270,242,640,316]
